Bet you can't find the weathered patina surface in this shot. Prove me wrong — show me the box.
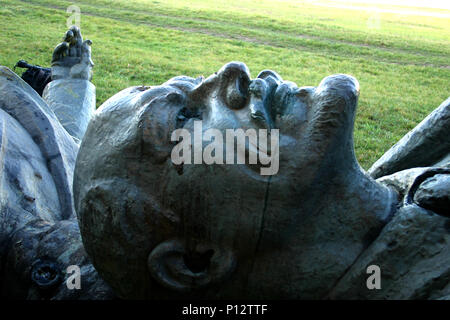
[0,27,113,299]
[73,62,449,299]
[0,26,448,300]
[43,26,95,142]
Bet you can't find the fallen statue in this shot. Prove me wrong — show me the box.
[0,27,449,300]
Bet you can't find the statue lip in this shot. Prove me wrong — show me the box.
[260,81,312,131]
[252,69,311,127]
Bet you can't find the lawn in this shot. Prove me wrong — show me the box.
[0,0,449,169]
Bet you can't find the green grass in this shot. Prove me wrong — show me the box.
[0,0,449,169]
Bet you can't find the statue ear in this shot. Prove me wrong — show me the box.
[147,239,235,292]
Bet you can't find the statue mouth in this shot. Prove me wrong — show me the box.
[247,70,312,133]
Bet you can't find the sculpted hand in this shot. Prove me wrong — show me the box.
[51,26,94,81]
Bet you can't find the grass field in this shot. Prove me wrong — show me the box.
[0,0,449,169]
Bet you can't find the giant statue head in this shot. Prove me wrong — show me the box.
[73,62,449,299]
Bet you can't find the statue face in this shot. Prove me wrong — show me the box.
[74,62,393,299]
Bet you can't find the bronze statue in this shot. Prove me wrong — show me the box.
[0,27,448,300]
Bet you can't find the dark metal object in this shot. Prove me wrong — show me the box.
[14,60,52,96]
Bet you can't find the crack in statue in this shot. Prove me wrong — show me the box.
[1,27,449,300]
